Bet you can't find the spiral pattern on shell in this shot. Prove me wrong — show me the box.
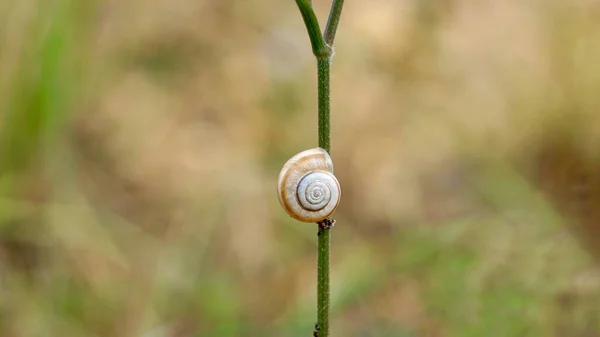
[277,148,341,223]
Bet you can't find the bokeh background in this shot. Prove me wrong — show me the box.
[2,0,600,336]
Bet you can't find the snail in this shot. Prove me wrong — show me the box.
[277,147,341,223]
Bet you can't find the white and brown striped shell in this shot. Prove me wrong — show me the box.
[277,148,341,223]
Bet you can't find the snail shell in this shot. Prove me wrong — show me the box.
[277,147,341,223]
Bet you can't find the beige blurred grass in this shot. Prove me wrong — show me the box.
[1,0,600,336]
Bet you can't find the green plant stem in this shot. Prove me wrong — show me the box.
[316,225,331,335]
[323,0,345,45]
[294,0,331,58]
[294,1,345,336]
[315,57,332,337]
[317,58,331,152]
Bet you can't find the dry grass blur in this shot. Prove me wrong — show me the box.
[2,0,600,336]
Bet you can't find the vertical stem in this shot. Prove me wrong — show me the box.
[317,58,331,152]
[316,56,331,336]
[292,1,345,336]
[317,228,331,335]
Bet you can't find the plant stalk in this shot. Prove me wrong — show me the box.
[294,0,332,58]
[294,1,344,336]
[317,58,331,152]
[323,0,345,45]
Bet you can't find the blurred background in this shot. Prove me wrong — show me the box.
[1,0,600,336]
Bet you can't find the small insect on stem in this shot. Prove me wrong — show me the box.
[317,218,335,236]
[313,323,321,337]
